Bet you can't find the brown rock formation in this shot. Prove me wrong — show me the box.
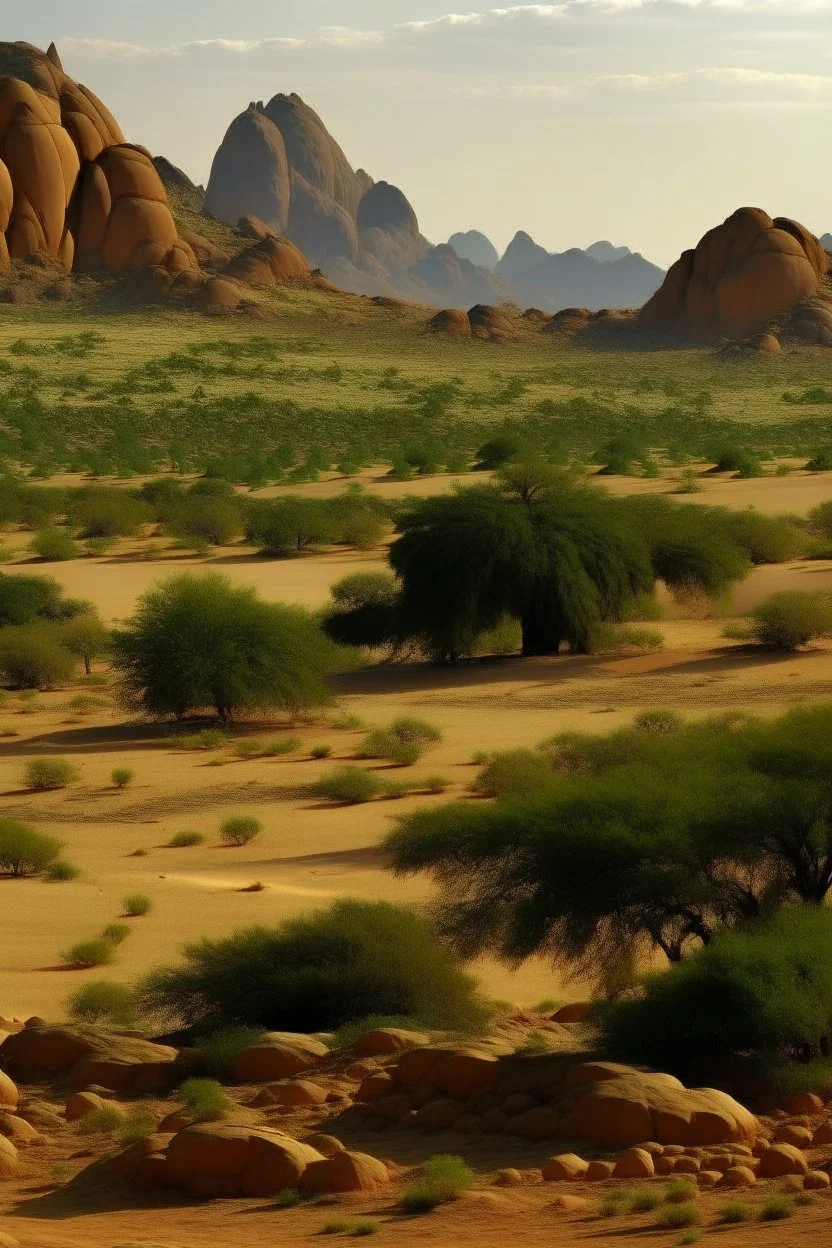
[0,40,196,276]
[640,208,831,340]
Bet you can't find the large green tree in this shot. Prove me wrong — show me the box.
[113,571,344,721]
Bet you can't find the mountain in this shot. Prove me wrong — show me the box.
[822,233,832,250]
[447,230,500,269]
[497,230,663,311]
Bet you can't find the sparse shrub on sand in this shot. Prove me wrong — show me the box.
[124,892,152,916]
[45,859,80,882]
[191,1026,266,1079]
[111,767,134,788]
[264,736,302,756]
[75,1105,124,1134]
[358,717,442,766]
[113,572,345,722]
[0,820,63,877]
[219,816,261,847]
[67,981,137,1027]
[62,938,116,969]
[178,1077,232,1121]
[734,590,832,651]
[471,749,554,798]
[101,923,131,947]
[138,899,486,1034]
[400,1155,475,1214]
[173,728,229,750]
[31,527,78,562]
[0,626,77,689]
[719,1201,754,1224]
[167,830,205,848]
[313,765,382,804]
[655,1203,699,1229]
[760,1196,794,1221]
[310,744,332,759]
[57,612,111,675]
[24,758,79,790]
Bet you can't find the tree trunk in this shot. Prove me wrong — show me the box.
[521,607,560,657]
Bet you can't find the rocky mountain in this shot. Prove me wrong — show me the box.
[497,230,663,311]
[206,94,658,310]
[821,233,832,251]
[0,40,196,276]
[447,230,500,270]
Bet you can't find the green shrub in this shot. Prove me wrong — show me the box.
[219,816,261,847]
[628,1187,663,1212]
[0,820,62,876]
[358,729,422,766]
[57,613,111,675]
[382,778,412,800]
[67,981,136,1026]
[423,775,450,794]
[264,736,302,756]
[760,1196,793,1221]
[0,625,76,689]
[313,765,382,804]
[806,447,832,472]
[113,572,345,722]
[67,486,150,538]
[656,1202,699,1229]
[111,767,134,788]
[192,1026,266,1078]
[725,510,806,564]
[633,708,683,734]
[322,571,403,651]
[117,1109,158,1145]
[75,1105,124,1134]
[84,535,116,557]
[401,1154,474,1213]
[32,528,78,562]
[471,749,553,798]
[664,1179,697,1204]
[173,728,229,750]
[62,938,115,969]
[139,898,487,1034]
[592,623,664,651]
[24,757,79,790]
[274,1187,301,1208]
[178,1077,232,1121]
[597,1194,626,1217]
[311,744,332,759]
[712,445,762,477]
[0,572,67,626]
[747,591,832,651]
[719,1200,753,1224]
[124,892,152,917]
[45,859,80,882]
[167,830,205,848]
[101,923,131,947]
[599,906,832,1075]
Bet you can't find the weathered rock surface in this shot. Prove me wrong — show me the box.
[0,1073,17,1111]
[163,1123,324,1198]
[299,1149,390,1193]
[640,207,831,340]
[448,230,500,270]
[0,1136,18,1179]
[0,1023,177,1091]
[234,1032,329,1083]
[0,41,195,275]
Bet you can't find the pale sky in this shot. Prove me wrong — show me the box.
[11,2,832,266]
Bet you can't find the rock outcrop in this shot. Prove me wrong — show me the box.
[0,1023,177,1092]
[0,41,196,275]
[640,208,832,340]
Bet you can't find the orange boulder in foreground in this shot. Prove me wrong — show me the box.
[640,207,830,340]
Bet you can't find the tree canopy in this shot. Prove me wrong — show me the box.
[113,571,345,721]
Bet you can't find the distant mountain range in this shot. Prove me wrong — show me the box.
[822,233,832,250]
[198,93,665,312]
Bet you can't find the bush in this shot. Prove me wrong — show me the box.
[24,757,79,790]
[760,1196,793,1221]
[0,572,66,626]
[173,728,229,750]
[656,1203,699,1229]
[748,591,832,651]
[124,893,152,917]
[67,981,136,1026]
[322,571,403,651]
[111,767,134,788]
[192,1026,266,1078]
[67,486,150,538]
[167,830,205,848]
[113,572,344,722]
[400,1155,474,1213]
[138,898,487,1034]
[62,938,115,969]
[56,613,111,675]
[0,819,62,876]
[32,528,78,562]
[102,922,131,946]
[475,434,526,470]
[598,906,832,1075]
[264,736,302,756]
[0,624,77,689]
[359,729,422,766]
[220,816,261,847]
[46,859,80,881]
[719,1201,754,1224]
[471,749,554,798]
[75,1105,124,1134]
[310,744,332,759]
[178,1077,232,1121]
[725,510,806,564]
[313,765,382,804]
[245,497,336,555]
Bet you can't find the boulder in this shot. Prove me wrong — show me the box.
[428,308,471,336]
[758,1143,808,1178]
[0,1114,39,1145]
[723,1165,756,1187]
[551,1003,590,1024]
[224,236,310,287]
[303,1133,345,1157]
[354,1028,430,1057]
[541,1154,588,1181]
[468,304,517,341]
[585,1160,615,1181]
[0,1136,18,1179]
[250,1080,328,1109]
[164,1123,324,1198]
[557,1062,757,1148]
[804,1169,831,1190]
[0,1073,17,1111]
[0,1023,176,1090]
[234,1032,328,1082]
[783,1092,824,1115]
[640,207,830,340]
[64,1091,118,1122]
[416,1099,461,1131]
[613,1147,655,1179]
[299,1149,389,1194]
[508,1107,559,1140]
[773,1123,813,1148]
[356,1073,394,1103]
[811,1120,832,1146]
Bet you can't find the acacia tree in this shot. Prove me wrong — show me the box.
[389,470,653,660]
[384,706,832,982]
[113,571,344,722]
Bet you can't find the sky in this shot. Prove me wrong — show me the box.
[10,1,832,266]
